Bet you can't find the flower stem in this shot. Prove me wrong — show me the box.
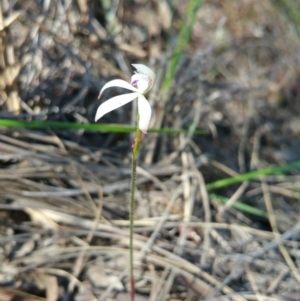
[129,127,143,301]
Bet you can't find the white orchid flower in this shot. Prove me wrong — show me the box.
[95,64,155,134]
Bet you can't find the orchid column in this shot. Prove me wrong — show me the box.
[95,64,155,300]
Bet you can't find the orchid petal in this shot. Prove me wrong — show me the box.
[98,79,138,99]
[95,92,138,121]
[138,95,152,134]
[132,64,155,83]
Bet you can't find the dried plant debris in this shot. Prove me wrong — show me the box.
[0,0,300,300]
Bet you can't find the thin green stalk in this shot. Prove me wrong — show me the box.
[206,160,300,191]
[162,0,203,102]
[129,125,142,301]
[0,118,205,134]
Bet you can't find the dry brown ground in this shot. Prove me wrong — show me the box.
[1,1,300,300]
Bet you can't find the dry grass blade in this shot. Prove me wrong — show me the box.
[0,4,21,114]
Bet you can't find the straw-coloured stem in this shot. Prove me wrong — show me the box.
[129,123,143,301]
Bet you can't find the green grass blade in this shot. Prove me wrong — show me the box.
[162,0,203,98]
[210,193,286,220]
[206,161,300,190]
[0,119,205,135]
[275,0,300,37]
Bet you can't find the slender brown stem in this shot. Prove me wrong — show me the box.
[129,125,143,301]
[129,152,137,301]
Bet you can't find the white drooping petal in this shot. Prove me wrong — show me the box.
[95,92,138,121]
[98,79,138,99]
[132,64,155,83]
[137,95,152,134]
